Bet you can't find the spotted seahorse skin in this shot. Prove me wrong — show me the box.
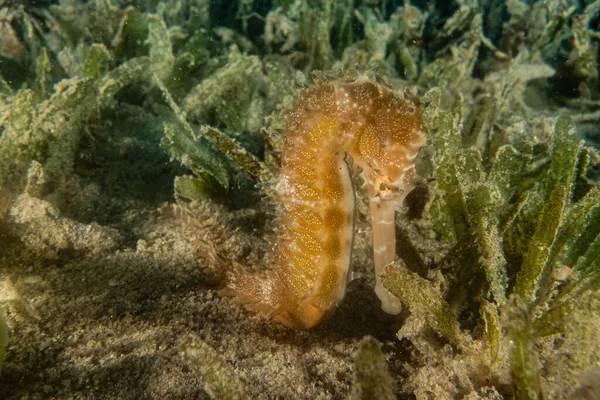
[223,78,427,329]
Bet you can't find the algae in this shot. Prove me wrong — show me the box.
[180,334,250,400]
[350,336,395,400]
[0,305,7,374]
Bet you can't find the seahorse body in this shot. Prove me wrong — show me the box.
[224,78,427,329]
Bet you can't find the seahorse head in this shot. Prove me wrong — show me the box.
[337,81,427,315]
[344,83,427,207]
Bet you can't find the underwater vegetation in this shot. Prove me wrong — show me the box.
[1,0,600,398]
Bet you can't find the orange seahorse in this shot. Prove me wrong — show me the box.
[223,77,427,329]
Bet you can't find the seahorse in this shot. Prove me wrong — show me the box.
[223,77,427,329]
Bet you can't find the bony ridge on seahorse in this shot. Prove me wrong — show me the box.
[221,75,428,329]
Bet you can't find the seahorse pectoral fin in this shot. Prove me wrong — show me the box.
[369,196,402,315]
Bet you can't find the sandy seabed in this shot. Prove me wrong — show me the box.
[0,197,408,400]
